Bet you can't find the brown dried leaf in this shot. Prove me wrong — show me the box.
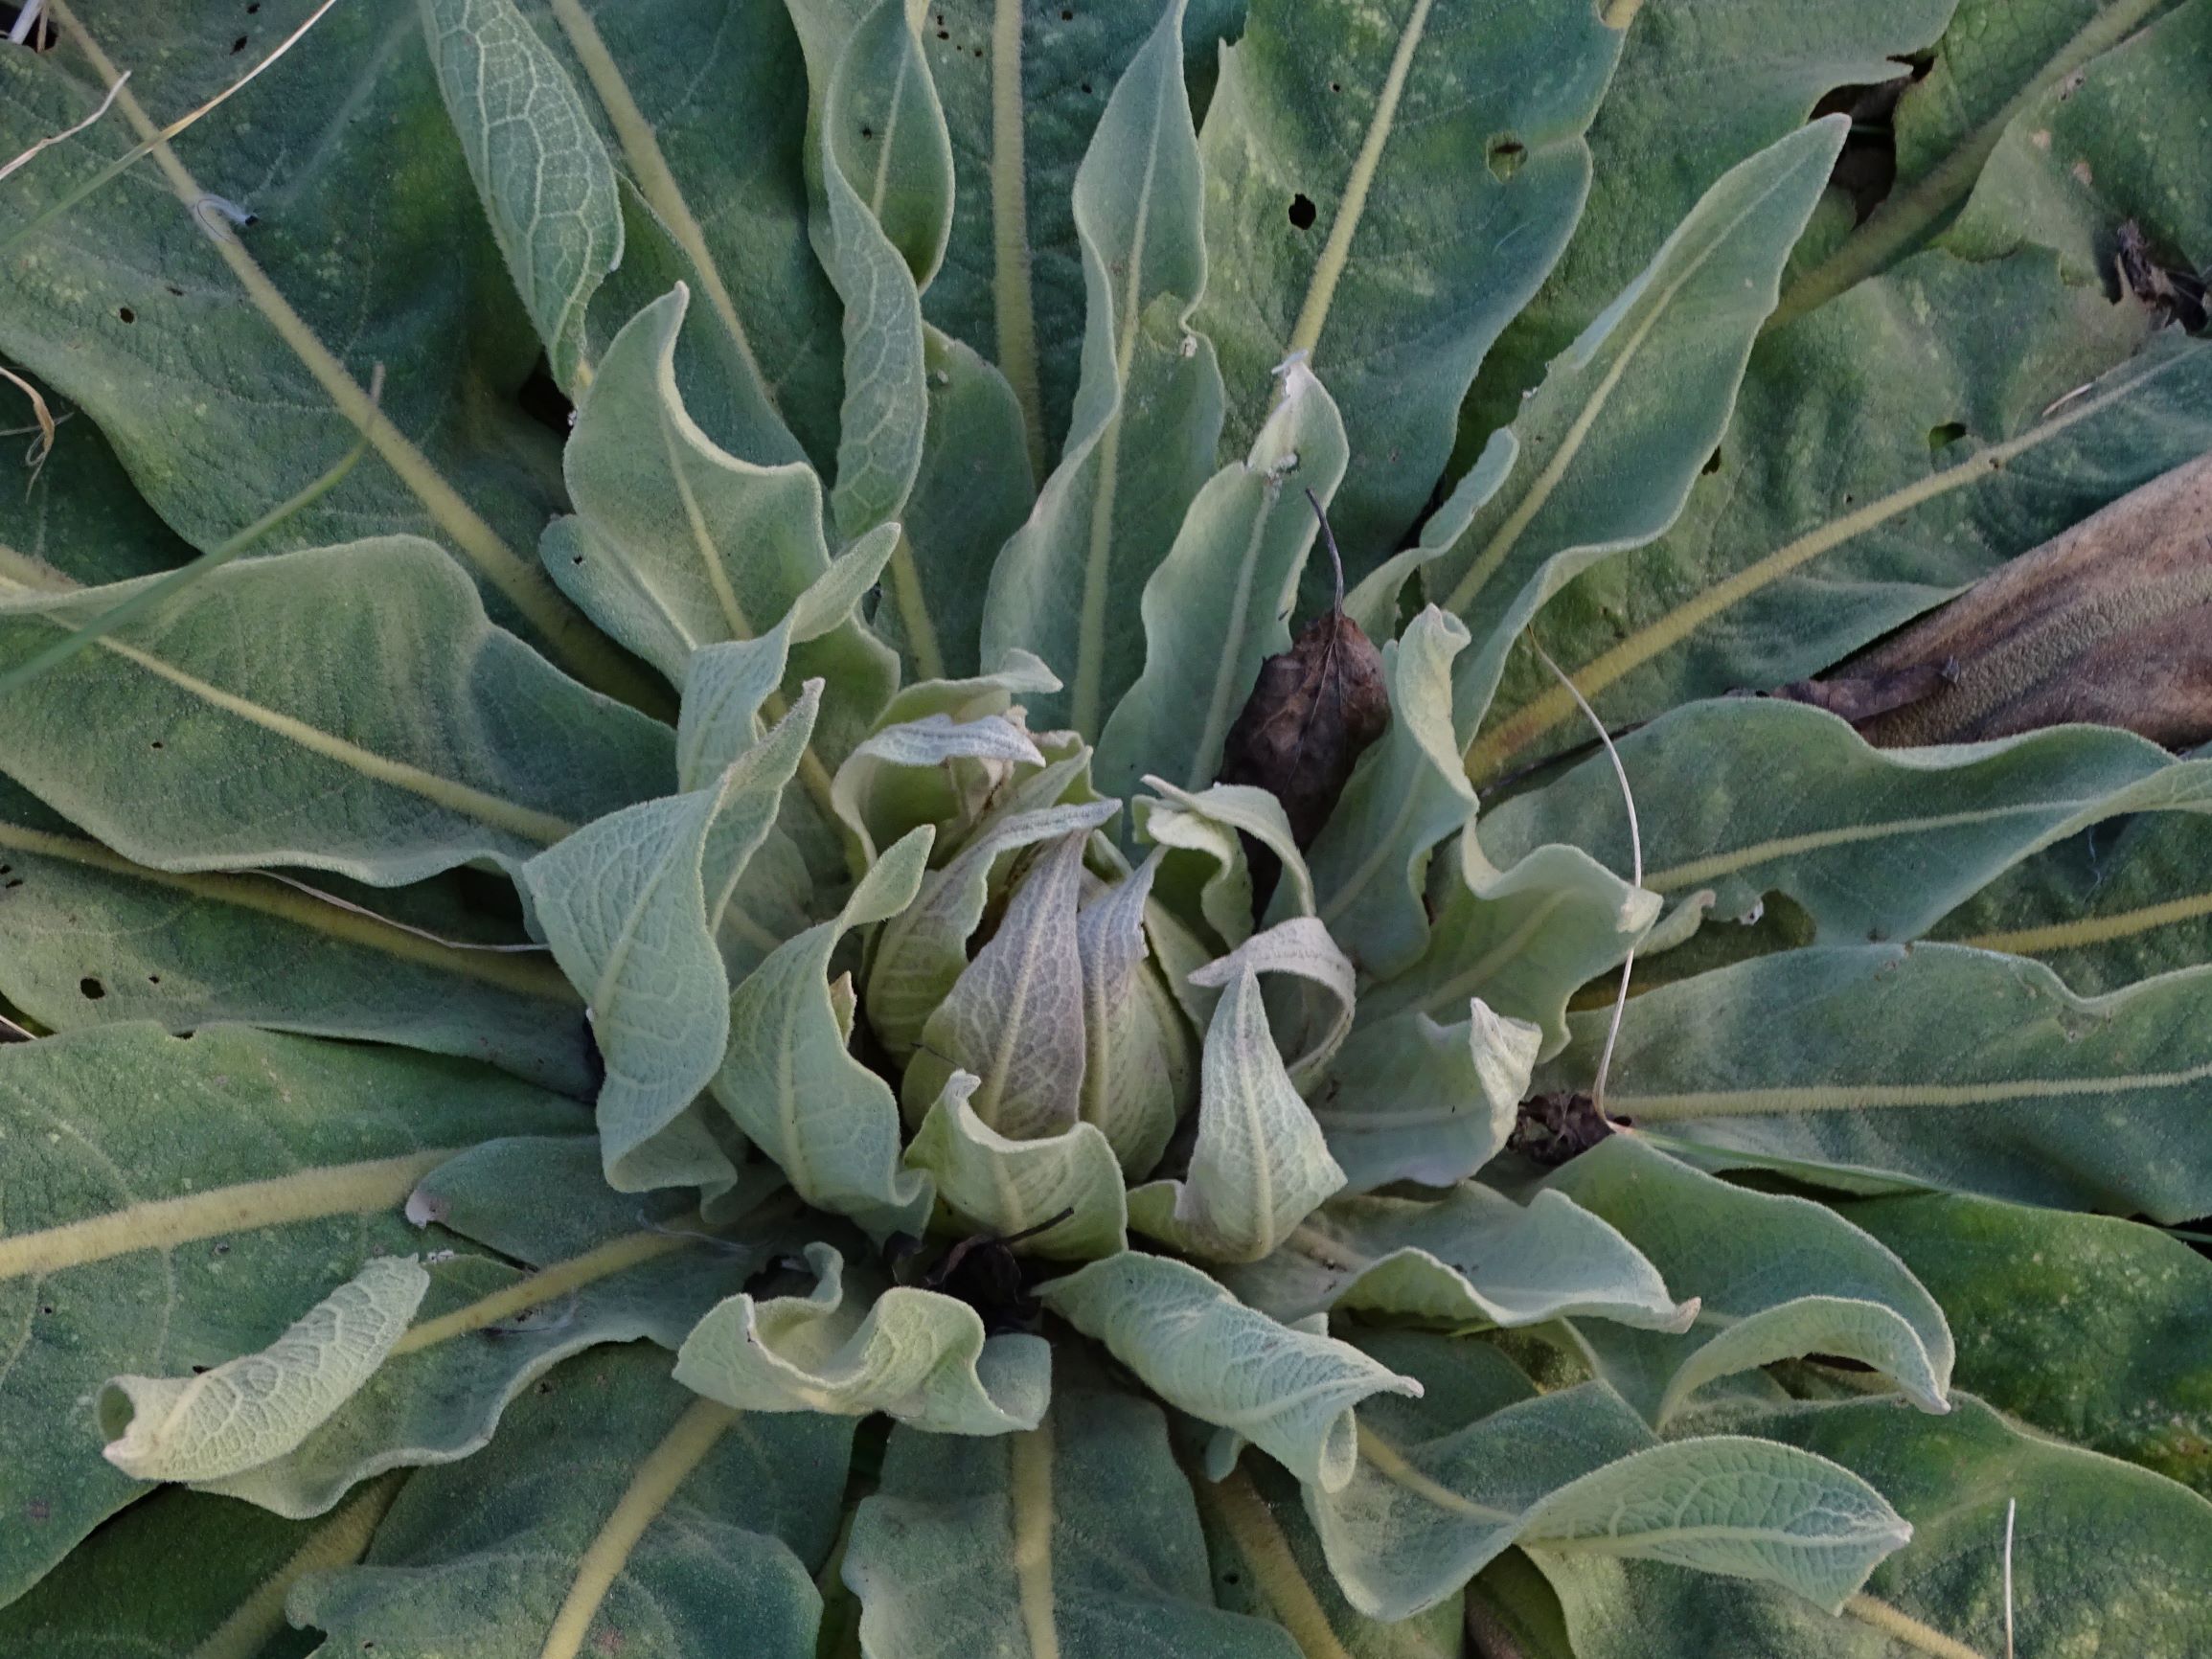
[1215,494,1391,849]
[1772,659,1957,724]
[1834,449,2212,749]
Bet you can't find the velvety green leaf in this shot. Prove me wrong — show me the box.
[293,1342,850,1659]
[711,828,937,1236]
[0,778,594,1096]
[1461,0,1955,442]
[1545,1137,1953,1426]
[1135,778,1315,947]
[1306,1332,1628,1621]
[0,1481,397,1657]
[0,540,671,884]
[0,5,638,694]
[1844,1190,2212,1495]
[1482,696,2212,942]
[546,284,896,767]
[1360,834,1658,1060]
[1093,360,1349,807]
[187,1137,766,1520]
[921,0,1246,463]
[1076,849,1197,1177]
[1554,943,2212,1222]
[1311,1000,1539,1195]
[1304,608,1474,980]
[1194,0,1624,572]
[1776,0,2176,321]
[1037,1251,1420,1491]
[0,1023,581,1603]
[98,1255,430,1483]
[831,710,1045,865]
[675,1241,1049,1433]
[1198,1451,1464,1659]
[1471,249,2212,782]
[1425,118,1847,738]
[1927,794,2212,991]
[868,799,1117,1060]
[1311,1333,1907,1623]
[1221,1184,1691,1336]
[903,831,1090,1138]
[422,0,623,389]
[1546,1394,2212,1659]
[846,1379,1301,1659]
[525,686,818,1192]
[978,0,1223,739]
[1341,428,1518,641]
[1518,1437,1910,1616]
[905,1073,1129,1261]
[536,0,846,469]
[877,326,1037,683]
[0,371,195,586]
[1947,0,2212,281]
[229,1229,756,1523]
[792,0,942,540]
[1186,917,1356,1092]
[1129,962,1345,1263]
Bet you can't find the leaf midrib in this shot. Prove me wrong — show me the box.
[1285,0,1437,365]
[0,1148,460,1280]
[1620,1054,2212,1123]
[0,817,576,997]
[545,0,785,423]
[1441,134,1829,624]
[53,8,644,703]
[1068,88,1168,743]
[1468,348,2203,780]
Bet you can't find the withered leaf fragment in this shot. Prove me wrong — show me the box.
[2115,219,2208,333]
[1217,490,1390,850]
[1825,449,2212,750]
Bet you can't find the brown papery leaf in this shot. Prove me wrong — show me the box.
[1829,449,2212,749]
[1217,490,1390,848]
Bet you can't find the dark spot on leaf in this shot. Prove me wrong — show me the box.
[3,879,20,890]
[1081,81,1092,94]
[247,2,261,11]
[1329,81,1341,92]
[116,307,134,324]
[859,125,874,139]
[79,977,104,1001]
[1217,491,1389,905]
[1060,7,1072,16]
[166,284,184,296]
[1701,447,1723,474]
[231,34,247,53]
[147,973,161,984]
[192,1365,209,1375]
[39,1306,54,1317]
[1288,193,1317,230]
[1487,136,1525,182]
[937,27,947,36]
[214,1241,229,1254]
[1927,420,1967,452]
[1510,1093,1615,1166]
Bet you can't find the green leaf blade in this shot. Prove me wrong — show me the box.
[421,0,625,390]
